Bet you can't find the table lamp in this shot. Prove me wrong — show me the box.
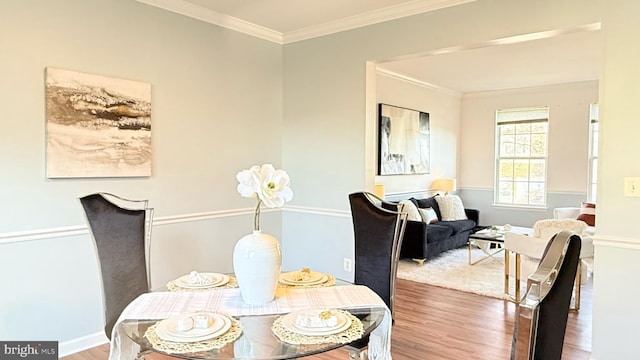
[433,178,456,195]
[373,184,385,199]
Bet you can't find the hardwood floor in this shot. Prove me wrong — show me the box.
[63,278,592,360]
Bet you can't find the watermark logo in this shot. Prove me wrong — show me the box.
[1,341,57,359]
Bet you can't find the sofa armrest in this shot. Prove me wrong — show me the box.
[399,220,428,258]
[464,208,479,225]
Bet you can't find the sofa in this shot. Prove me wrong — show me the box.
[383,194,478,264]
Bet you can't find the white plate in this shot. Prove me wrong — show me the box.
[279,271,327,285]
[156,313,232,343]
[279,274,328,286]
[175,273,229,288]
[281,310,352,336]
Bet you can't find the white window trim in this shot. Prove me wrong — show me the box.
[494,106,549,207]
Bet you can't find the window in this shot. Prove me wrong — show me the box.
[588,103,599,203]
[495,107,549,207]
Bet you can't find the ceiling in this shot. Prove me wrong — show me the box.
[137,0,602,94]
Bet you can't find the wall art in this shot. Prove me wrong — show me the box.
[378,103,430,175]
[45,67,151,178]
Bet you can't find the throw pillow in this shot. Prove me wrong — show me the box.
[418,207,439,224]
[576,202,595,226]
[398,200,422,222]
[435,195,467,221]
[413,195,441,219]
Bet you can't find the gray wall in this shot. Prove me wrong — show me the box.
[0,0,283,352]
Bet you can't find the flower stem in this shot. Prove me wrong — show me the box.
[254,199,262,231]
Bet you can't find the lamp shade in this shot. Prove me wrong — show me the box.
[373,184,385,199]
[433,179,456,194]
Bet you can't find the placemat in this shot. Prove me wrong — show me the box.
[144,313,242,354]
[271,310,363,345]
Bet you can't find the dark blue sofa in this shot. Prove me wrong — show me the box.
[383,195,478,264]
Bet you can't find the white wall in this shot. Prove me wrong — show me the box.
[592,1,640,359]
[459,81,599,226]
[0,0,283,354]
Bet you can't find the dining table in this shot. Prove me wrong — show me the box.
[110,272,392,360]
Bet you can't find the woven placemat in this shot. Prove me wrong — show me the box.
[144,314,242,354]
[271,310,363,345]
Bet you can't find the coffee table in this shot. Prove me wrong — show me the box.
[468,226,533,265]
[468,227,506,265]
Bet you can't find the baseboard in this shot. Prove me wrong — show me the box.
[59,332,108,358]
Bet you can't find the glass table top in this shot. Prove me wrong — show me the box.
[117,306,386,359]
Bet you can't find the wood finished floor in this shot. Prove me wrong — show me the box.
[63,278,592,360]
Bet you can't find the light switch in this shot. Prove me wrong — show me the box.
[624,177,640,197]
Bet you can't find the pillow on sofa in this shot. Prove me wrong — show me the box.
[412,195,442,219]
[398,200,422,221]
[577,202,595,226]
[418,207,439,224]
[435,195,467,221]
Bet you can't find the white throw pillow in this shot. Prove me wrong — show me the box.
[418,207,439,224]
[435,195,467,221]
[398,200,422,221]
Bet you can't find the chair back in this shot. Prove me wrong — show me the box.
[80,192,154,339]
[510,230,581,360]
[349,192,407,313]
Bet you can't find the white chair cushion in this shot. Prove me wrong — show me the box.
[533,219,587,240]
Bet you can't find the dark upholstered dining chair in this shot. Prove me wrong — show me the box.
[80,192,154,339]
[510,230,582,360]
[346,191,407,360]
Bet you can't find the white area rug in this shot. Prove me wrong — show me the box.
[397,247,593,300]
[398,247,523,300]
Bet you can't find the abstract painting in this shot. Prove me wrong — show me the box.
[45,68,151,178]
[378,103,430,175]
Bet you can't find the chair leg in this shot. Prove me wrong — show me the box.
[515,253,521,302]
[570,260,582,311]
[504,250,510,297]
[348,347,368,360]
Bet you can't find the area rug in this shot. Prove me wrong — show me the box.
[397,247,516,299]
[397,247,594,300]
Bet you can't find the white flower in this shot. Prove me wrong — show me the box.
[236,164,293,230]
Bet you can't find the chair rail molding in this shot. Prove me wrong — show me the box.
[0,205,349,245]
[593,234,640,250]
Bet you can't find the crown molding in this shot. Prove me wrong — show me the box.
[462,80,599,99]
[135,0,283,43]
[136,0,476,45]
[283,0,475,44]
[377,67,462,97]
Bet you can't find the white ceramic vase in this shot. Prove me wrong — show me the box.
[232,230,282,305]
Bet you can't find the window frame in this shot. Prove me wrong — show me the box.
[494,106,550,208]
